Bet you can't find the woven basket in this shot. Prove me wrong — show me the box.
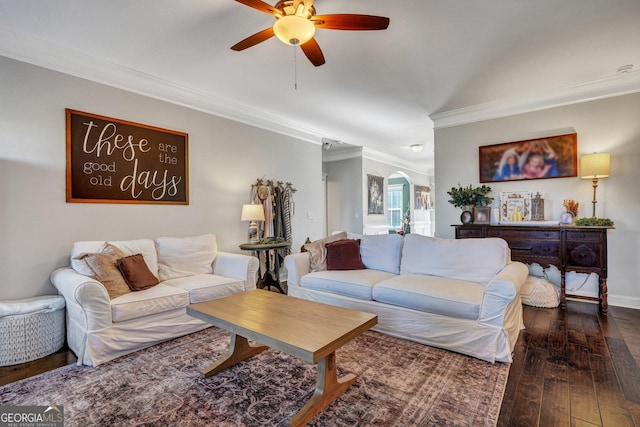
[0,297,65,366]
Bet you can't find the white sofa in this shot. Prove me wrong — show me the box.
[284,233,528,363]
[51,234,259,366]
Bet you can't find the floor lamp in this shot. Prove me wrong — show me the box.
[580,153,610,218]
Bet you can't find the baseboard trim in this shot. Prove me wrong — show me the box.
[608,294,640,310]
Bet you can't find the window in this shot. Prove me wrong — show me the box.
[388,184,403,228]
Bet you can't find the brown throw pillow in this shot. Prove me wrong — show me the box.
[303,231,348,272]
[325,239,366,271]
[117,254,160,291]
[80,243,131,299]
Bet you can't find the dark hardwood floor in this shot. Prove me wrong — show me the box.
[499,301,640,427]
[2,301,639,426]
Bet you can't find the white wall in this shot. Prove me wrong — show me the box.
[0,56,323,300]
[435,92,640,309]
[324,157,363,235]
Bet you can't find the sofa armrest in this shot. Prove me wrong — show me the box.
[50,267,114,365]
[50,267,113,331]
[283,252,310,287]
[478,261,528,325]
[212,252,259,291]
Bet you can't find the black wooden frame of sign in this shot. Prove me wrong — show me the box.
[66,109,189,204]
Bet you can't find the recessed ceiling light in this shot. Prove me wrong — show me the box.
[617,64,634,74]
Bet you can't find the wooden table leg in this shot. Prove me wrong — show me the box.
[289,351,356,427]
[600,277,608,315]
[201,333,267,378]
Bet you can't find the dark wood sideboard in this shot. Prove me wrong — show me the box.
[454,224,612,314]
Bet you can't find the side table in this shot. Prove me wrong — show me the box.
[239,241,291,294]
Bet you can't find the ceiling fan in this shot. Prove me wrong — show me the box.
[231,0,390,66]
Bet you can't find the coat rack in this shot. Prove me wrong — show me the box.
[247,178,296,288]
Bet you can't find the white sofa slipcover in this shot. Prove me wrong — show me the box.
[284,233,528,363]
[51,234,259,366]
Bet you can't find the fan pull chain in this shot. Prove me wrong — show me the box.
[293,46,298,90]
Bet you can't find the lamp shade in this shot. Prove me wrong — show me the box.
[241,204,265,222]
[273,15,316,46]
[580,153,610,179]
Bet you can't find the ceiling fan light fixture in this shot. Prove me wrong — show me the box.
[273,15,316,46]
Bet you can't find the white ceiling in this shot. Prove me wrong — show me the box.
[1,0,639,174]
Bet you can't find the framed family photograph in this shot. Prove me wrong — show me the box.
[478,133,577,183]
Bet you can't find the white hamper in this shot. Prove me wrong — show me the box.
[0,296,66,366]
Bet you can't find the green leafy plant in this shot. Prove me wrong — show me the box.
[447,184,493,208]
[259,236,287,244]
[574,217,614,227]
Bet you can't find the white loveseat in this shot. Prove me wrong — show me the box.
[284,233,528,363]
[51,234,259,366]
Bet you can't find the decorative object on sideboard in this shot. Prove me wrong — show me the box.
[580,152,610,217]
[562,199,579,223]
[241,203,265,244]
[447,184,493,224]
[574,217,614,227]
[560,212,574,224]
[531,192,544,221]
[500,191,531,222]
[473,206,491,225]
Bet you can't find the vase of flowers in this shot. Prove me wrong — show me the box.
[447,184,493,224]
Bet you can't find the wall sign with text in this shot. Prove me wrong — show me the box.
[66,109,189,204]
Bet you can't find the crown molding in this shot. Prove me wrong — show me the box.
[322,146,363,162]
[322,146,431,176]
[0,26,432,175]
[0,26,325,144]
[362,147,433,177]
[431,71,640,129]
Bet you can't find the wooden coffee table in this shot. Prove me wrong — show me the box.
[187,290,378,426]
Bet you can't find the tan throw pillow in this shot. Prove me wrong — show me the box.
[117,254,160,291]
[80,243,131,299]
[326,239,366,271]
[303,232,348,272]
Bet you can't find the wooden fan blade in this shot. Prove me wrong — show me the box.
[311,14,390,30]
[231,27,275,51]
[301,38,325,67]
[235,0,281,16]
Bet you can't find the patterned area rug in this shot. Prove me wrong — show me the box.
[0,327,509,426]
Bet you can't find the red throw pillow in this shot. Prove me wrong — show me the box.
[325,239,366,271]
[117,254,160,291]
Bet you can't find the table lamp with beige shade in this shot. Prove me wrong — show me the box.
[241,203,265,244]
[580,153,610,217]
